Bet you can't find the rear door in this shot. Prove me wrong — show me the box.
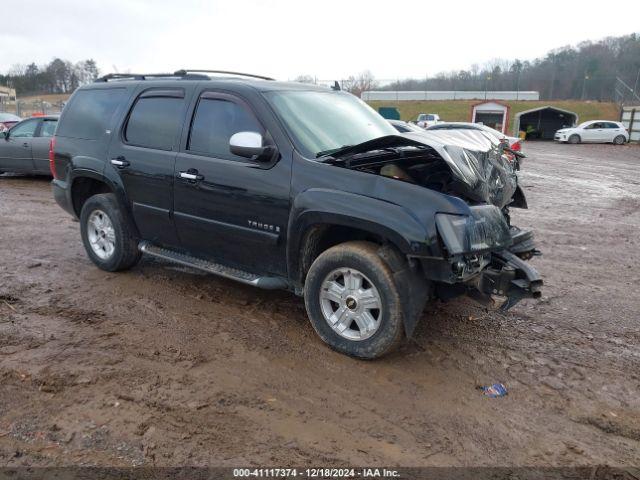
[108,87,193,247]
[32,118,58,173]
[0,118,39,172]
[604,122,625,142]
[173,91,291,276]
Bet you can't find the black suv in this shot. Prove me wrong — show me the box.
[51,70,541,359]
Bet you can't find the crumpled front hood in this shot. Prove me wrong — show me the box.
[322,132,518,209]
[403,131,518,209]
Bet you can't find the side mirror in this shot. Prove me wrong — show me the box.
[0,131,7,139]
[229,131,274,161]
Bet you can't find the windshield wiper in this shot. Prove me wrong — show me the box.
[315,145,353,159]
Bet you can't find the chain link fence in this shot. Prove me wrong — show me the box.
[0,97,65,118]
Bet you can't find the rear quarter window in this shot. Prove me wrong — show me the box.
[57,88,127,140]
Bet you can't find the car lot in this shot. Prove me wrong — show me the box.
[0,142,639,467]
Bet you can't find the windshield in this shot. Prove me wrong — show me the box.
[418,114,435,121]
[266,90,396,158]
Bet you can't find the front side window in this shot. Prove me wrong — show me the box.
[188,97,263,160]
[265,90,396,158]
[10,119,39,138]
[40,119,57,137]
[125,96,184,150]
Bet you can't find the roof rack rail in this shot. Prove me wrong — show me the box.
[173,69,275,81]
[95,72,210,82]
[95,70,274,83]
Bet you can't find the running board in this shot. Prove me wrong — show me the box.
[138,241,288,290]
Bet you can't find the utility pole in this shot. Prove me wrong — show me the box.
[581,74,589,101]
[633,68,640,104]
[485,75,491,100]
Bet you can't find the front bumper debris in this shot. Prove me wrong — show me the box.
[470,250,542,311]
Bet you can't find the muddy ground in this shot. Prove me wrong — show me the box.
[0,142,639,468]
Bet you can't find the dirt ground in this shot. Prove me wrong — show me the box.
[1,142,639,468]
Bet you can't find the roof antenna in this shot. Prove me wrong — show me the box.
[331,81,341,91]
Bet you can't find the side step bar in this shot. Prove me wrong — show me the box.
[138,241,288,290]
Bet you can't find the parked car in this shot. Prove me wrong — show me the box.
[554,121,628,144]
[426,122,523,152]
[0,115,58,175]
[51,70,541,359]
[416,113,440,128]
[388,119,427,134]
[0,113,21,132]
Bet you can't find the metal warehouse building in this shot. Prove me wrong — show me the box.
[362,91,540,101]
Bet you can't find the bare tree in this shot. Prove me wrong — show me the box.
[342,70,377,97]
[293,74,316,84]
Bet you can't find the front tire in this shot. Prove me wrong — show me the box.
[304,241,404,359]
[568,134,580,144]
[80,193,141,272]
[613,135,626,145]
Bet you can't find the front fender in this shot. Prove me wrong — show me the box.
[287,188,432,279]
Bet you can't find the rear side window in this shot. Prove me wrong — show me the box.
[57,89,126,140]
[188,98,263,160]
[605,122,620,129]
[125,95,184,150]
[40,119,57,138]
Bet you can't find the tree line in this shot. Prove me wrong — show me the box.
[0,58,99,96]
[297,33,640,101]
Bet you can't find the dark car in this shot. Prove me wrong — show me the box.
[50,70,541,359]
[0,113,21,132]
[0,115,58,175]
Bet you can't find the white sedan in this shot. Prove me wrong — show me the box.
[554,121,628,144]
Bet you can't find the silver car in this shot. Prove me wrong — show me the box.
[0,115,58,175]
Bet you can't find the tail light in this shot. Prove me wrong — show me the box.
[511,141,521,152]
[49,136,58,179]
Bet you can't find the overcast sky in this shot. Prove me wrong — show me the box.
[2,0,639,81]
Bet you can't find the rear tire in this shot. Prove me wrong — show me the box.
[613,135,626,145]
[80,193,141,272]
[568,134,580,144]
[304,241,404,359]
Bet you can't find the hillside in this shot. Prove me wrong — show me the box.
[366,100,621,133]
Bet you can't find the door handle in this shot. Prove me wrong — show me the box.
[179,169,204,181]
[22,142,29,148]
[111,156,130,168]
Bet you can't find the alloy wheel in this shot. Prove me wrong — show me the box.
[319,267,382,341]
[87,209,116,260]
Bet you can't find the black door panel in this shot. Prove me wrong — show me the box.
[173,92,291,276]
[108,87,193,247]
[173,154,290,276]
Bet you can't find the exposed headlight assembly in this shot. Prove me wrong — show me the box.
[436,205,512,256]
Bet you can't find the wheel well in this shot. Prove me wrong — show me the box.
[298,224,387,284]
[71,177,113,216]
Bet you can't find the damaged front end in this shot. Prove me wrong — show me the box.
[320,132,542,310]
[430,203,542,310]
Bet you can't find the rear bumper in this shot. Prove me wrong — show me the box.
[52,179,76,218]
